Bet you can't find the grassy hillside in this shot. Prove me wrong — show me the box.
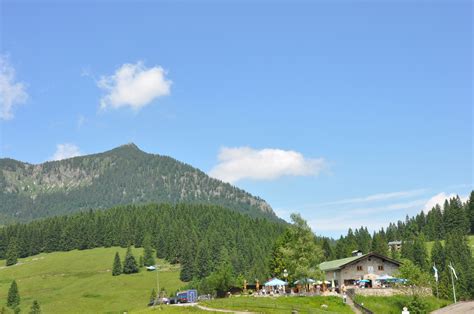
[0,247,185,313]
[426,235,474,257]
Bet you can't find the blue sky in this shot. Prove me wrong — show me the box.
[0,0,472,237]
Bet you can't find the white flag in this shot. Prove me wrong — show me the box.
[433,265,439,282]
[449,263,458,280]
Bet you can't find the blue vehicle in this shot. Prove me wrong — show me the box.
[176,289,198,303]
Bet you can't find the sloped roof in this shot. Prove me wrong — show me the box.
[319,254,366,271]
[319,252,401,272]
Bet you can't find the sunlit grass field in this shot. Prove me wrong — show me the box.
[354,295,451,314]
[0,247,185,313]
[200,295,353,314]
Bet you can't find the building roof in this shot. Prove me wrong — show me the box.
[388,241,402,245]
[319,252,401,272]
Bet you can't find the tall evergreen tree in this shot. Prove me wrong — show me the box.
[112,252,122,276]
[468,191,474,234]
[335,236,348,258]
[371,232,388,256]
[143,234,155,267]
[207,247,235,293]
[195,241,212,278]
[123,246,139,274]
[7,280,20,308]
[412,234,428,270]
[430,240,445,271]
[179,243,195,282]
[6,238,19,266]
[401,238,414,261]
[321,238,334,261]
[29,300,41,314]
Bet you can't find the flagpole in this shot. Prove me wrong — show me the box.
[434,263,439,299]
[449,263,456,303]
[436,279,439,299]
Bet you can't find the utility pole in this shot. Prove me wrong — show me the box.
[156,264,160,298]
[153,264,160,306]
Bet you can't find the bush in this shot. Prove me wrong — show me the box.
[408,295,428,314]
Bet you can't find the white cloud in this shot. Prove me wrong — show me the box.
[50,143,82,161]
[98,61,171,110]
[0,55,28,120]
[209,147,326,183]
[423,192,468,212]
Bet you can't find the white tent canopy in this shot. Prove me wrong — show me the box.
[264,278,287,286]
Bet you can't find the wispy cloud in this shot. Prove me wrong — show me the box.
[315,189,427,207]
[0,55,28,120]
[209,147,327,183]
[98,61,171,111]
[77,115,86,128]
[50,143,82,161]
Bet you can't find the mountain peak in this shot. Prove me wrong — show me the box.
[120,142,140,150]
[107,143,145,156]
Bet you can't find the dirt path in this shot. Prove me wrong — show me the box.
[344,296,362,314]
[430,301,474,314]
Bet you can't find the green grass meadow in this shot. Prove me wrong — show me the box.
[0,247,185,313]
[354,295,451,314]
[200,296,353,314]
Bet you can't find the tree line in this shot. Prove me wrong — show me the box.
[333,191,474,300]
[0,203,286,283]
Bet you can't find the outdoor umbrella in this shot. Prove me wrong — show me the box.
[264,278,287,286]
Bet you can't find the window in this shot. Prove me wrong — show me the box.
[357,266,363,271]
[378,265,384,271]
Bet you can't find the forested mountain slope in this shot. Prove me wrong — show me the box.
[0,143,276,223]
[0,203,286,281]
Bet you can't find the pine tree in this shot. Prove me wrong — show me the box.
[123,246,139,274]
[468,191,474,234]
[112,252,122,276]
[29,300,41,314]
[139,255,144,268]
[195,241,212,278]
[430,240,445,271]
[207,247,235,293]
[401,238,414,261]
[143,234,155,267]
[179,242,195,282]
[412,234,428,270]
[7,280,20,308]
[321,238,333,261]
[371,232,388,256]
[6,238,19,266]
